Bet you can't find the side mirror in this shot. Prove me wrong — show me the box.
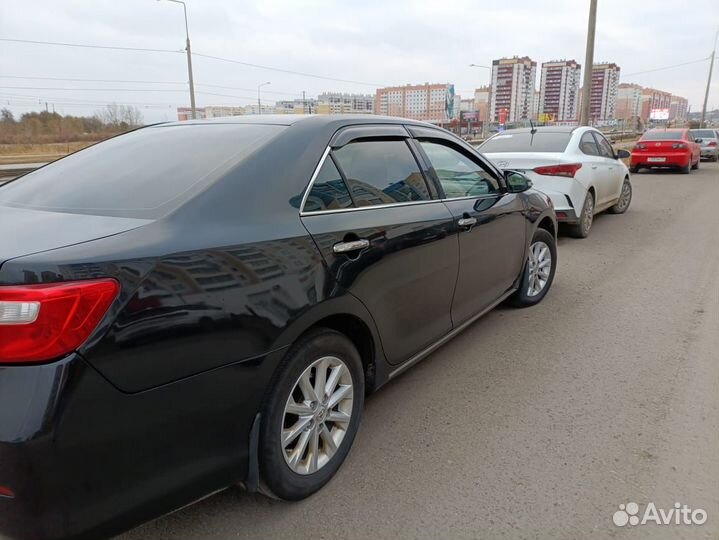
[695,138,703,143]
[615,149,631,159]
[505,170,532,193]
[608,138,616,144]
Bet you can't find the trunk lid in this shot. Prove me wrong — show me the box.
[0,205,151,268]
[481,152,567,171]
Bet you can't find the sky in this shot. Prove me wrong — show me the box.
[0,0,717,123]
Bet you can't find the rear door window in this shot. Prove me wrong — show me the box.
[593,133,615,159]
[332,140,431,207]
[579,132,600,156]
[419,141,500,198]
[303,157,353,212]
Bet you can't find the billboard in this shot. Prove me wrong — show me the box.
[445,84,456,120]
[650,108,670,120]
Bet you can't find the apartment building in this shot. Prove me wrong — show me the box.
[641,88,672,121]
[669,95,689,122]
[375,83,456,122]
[616,83,643,121]
[473,86,491,122]
[489,56,537,123]
[538,60,581,122]
[588,62,620,122]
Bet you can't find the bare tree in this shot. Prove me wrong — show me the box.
[95,103,143,129]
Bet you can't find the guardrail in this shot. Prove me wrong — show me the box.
[0,163,47,183]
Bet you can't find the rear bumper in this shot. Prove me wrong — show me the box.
[0,350,282,540]
[700,148,718,158]
[631,152,691,168]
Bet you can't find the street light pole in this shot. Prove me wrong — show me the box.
[700,28,718,128]
[257,82,270,114]
[579,0,598,126]
[160,0,197,119]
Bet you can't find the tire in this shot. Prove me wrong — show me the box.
[607,177,632,214]
[508,228,557,308]
[567,190,594,238]
[680,163,691,174]
[259,328,364,501]
[629,165,639,174]
[691,158,699,170]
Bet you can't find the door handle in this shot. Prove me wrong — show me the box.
[457,217,477,228]
[332,239,369,254]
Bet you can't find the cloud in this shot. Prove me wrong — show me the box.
[0,0,717,122]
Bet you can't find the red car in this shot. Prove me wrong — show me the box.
[630,128,701,174]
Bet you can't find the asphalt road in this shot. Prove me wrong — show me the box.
[120,162,719,540]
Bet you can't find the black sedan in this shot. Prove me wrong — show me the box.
[0,115,557,540]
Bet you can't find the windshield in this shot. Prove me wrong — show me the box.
[480,132,571,153]
[0,123,285,218]
[641,131,685,140]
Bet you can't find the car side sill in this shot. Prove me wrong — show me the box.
[388,288,517,380]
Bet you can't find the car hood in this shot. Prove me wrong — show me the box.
[0,205,151,267]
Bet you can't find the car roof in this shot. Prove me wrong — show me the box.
[156,114,437,129]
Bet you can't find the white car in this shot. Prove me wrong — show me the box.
[479,126,632,238]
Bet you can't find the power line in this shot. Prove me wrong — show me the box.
[191,52,385,87]
[0,75,303,97]
[0,86,192,92]
[0,37,385,87]
[0,37,181,54]
[623,57,711,77]
[0,75,187,85]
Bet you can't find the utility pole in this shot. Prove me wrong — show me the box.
[700,27,718,128]
[303,90,306,114]
[579,0,598,126]
[159,0,197,119]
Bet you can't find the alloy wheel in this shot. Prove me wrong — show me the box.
[282,356,353,475]
[526,241,552,297]
[616,182,631,211]
[582,194,594,234]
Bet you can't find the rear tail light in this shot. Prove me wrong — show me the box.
[672,143,687,149]
[0,279,119,364]
[634,143,647,150]
[533,163,583,178]
[0,486,15,499]
[709,142,717,147]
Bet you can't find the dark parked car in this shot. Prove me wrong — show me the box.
[0,115,557,540]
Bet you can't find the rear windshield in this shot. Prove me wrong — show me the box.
[641,131,685,141]
[690,130,716,138]
[479,132,571,153]
[0,123,285,218]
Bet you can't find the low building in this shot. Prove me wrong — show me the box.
[316,92,374,115]
[177,106,244,121]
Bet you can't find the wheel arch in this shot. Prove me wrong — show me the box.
[270,295,387,395]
